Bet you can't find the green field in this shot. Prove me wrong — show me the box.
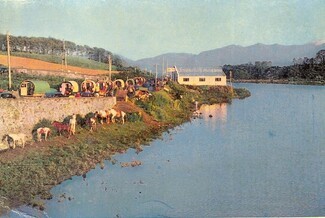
[0,51,117,71]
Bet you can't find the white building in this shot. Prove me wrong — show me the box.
[169,67,227,86]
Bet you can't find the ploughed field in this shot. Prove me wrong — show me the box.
[0,55,115,76]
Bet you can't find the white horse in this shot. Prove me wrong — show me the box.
[87,117,97,132]
[2,133,26,149]
[69,114,77,135]
[107,109,126,124]
[95,110,110,124]
[36,127,51,142]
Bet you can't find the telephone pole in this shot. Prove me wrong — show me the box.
[155,64,158,88]
[62,39,67,71]
[162,57,164,78]
[229,70,234,96]
[6,32,12,90]
[108,54,112,81]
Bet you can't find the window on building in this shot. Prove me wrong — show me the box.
[199,78,205,82]
[215,78,221,81]
[183,78,189,82]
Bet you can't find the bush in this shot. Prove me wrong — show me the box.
[127,112,143,122]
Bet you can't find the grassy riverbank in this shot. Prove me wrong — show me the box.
[0,82,250,214]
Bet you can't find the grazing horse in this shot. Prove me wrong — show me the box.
[94,110,109,124]
[87,117,97,132]
[2,133,26,149]
[69,114,77,135]
[107,109,126,124]
[36,127,51,142]
[52,121,71,137]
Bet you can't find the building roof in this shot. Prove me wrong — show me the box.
[178,71,226,77]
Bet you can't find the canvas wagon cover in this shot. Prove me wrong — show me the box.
[24,80,51,94]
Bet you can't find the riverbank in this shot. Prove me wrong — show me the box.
[233,79,325,85]
[0,82,250,214]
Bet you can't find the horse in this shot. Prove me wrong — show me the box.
[2,133,26,149]
[94,110,109,124]
[52,121,71,137]
[107,109,126,124]
[86,117,97,132]
[69,114,77,135]
[36,127,51,142]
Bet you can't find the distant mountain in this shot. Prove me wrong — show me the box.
[128,42,325,71]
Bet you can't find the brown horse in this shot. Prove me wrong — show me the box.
[52,121,71,137]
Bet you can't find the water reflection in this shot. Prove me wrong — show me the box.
[198,103,227,130]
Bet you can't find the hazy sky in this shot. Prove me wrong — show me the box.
[0,0,324,60]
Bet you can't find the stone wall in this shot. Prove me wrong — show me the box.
[0,97,116,140]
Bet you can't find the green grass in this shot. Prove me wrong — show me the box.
[0,71,84,90]
[0,51,117,71]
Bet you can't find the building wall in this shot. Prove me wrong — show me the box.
[0,97,116,140]
[178,75,227,86]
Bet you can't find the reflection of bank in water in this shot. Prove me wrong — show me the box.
[199,103,227,123]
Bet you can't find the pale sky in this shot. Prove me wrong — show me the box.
[0,0,324,60]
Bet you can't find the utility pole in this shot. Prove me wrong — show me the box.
[166,60,169,78]
[162,57,164,78]
[62,39,67,71]
[229,70,234,96]
[155,64,158,88]
[6,32,12,90]
[108,54,112,81]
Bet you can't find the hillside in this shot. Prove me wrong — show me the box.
[0,55,117,76]
[0,34,126,68]
[130,42,325,71]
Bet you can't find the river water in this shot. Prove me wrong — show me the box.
[8,83,325,217]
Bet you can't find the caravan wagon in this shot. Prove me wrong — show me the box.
[58,81,79,96]
[19,80,51,97]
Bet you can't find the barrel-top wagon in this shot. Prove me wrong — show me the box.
[80,79,96,97]
[58,80,79,96]
[19,80,51,97]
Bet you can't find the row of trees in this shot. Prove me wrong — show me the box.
[0,34,125,69]
[223,50,325,81]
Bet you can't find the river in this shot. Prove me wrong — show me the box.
[7,83,325,217]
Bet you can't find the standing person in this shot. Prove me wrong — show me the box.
[95,80,100,93]
[69,114,77,135]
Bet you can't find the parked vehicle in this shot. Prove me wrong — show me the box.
[0,66,8,74]
[45,89,65,98]
[0,92,16,99]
